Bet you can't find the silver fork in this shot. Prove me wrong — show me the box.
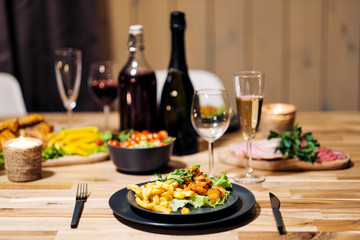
[71,183,88,228]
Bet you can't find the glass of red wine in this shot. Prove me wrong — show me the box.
[88,61,119,130]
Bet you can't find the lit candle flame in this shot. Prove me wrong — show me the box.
[8,136,39,148]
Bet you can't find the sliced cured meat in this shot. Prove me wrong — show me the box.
[229,138,284,160]
[333,150,347,159]
[230,139,348,162]
[316,147,347,162]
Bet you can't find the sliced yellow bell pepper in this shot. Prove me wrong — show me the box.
[47,126,102,156]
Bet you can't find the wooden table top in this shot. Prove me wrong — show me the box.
[0,111,359,240]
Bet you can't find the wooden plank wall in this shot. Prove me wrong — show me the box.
[100,0,360,111]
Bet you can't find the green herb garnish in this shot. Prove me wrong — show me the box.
[267,124,319,163]
[155,164,200,184]
[112,129,134,143]
[210,172,232,189]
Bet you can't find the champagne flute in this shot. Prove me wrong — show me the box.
[234,71,265,184]
[54,48,82,128]
[191,89,231,178]
[88,61,119,130]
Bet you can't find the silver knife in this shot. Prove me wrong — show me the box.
[269,192,284,234]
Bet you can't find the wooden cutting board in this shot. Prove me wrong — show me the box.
[219,151,351,171]
[0,152,109,169]
[42,152,109,167]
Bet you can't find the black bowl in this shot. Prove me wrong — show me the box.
[107,141,174,173]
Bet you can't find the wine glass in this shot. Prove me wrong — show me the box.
[191,89,231,178]
[54,48,82,128]
[88,61,119,130]
[234,71,265,184]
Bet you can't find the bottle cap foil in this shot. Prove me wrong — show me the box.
[129,25,143,34]
[170,11,186,29]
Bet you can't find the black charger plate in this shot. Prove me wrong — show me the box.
[109,183,255,228]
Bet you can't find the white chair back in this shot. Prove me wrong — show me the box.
[0,72,27,117]
[155,69,225,104]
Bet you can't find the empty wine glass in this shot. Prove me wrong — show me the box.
[54,48,82,128]
[234,71,265,184]
[88,61,119,130]
[191,89,231,178]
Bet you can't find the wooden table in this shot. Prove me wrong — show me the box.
[0,112,360,240]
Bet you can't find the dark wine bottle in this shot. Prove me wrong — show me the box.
[159,11,198,155]
[118,25,157,131]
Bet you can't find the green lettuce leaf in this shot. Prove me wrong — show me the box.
[168,190,231,212]
[100,130,112,142]
[169,199,189,212]
[42,146,66,161]
[96,143,108,153]
[129,141,156,148]
[188,195,209,209]
[210,172,232,189]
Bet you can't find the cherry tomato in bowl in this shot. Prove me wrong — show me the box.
[108,130,175,149]
[108,139,120,147]
[107,129,175,173]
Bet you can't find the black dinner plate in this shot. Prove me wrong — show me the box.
[127,181,239,218]
[109,183,255,228]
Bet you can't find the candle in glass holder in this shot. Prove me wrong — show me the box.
[260,103,296,136]
[3,136,43,182]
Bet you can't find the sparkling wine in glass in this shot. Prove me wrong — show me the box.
[234,71,265,184]
[54,48,82,128]
[191,89,231,178]
[88,61,119,130]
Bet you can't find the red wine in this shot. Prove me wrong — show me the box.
[118,25,157,131]
[119,70,157,131]
[90,79,117,106]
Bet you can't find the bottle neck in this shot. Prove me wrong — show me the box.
[128,32,144,52]
[126,32,151,71]
[169,27,188,73]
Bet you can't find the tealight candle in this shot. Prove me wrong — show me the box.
[260,103,296,135]
[8,138,39,148]
[3,136,43,182]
